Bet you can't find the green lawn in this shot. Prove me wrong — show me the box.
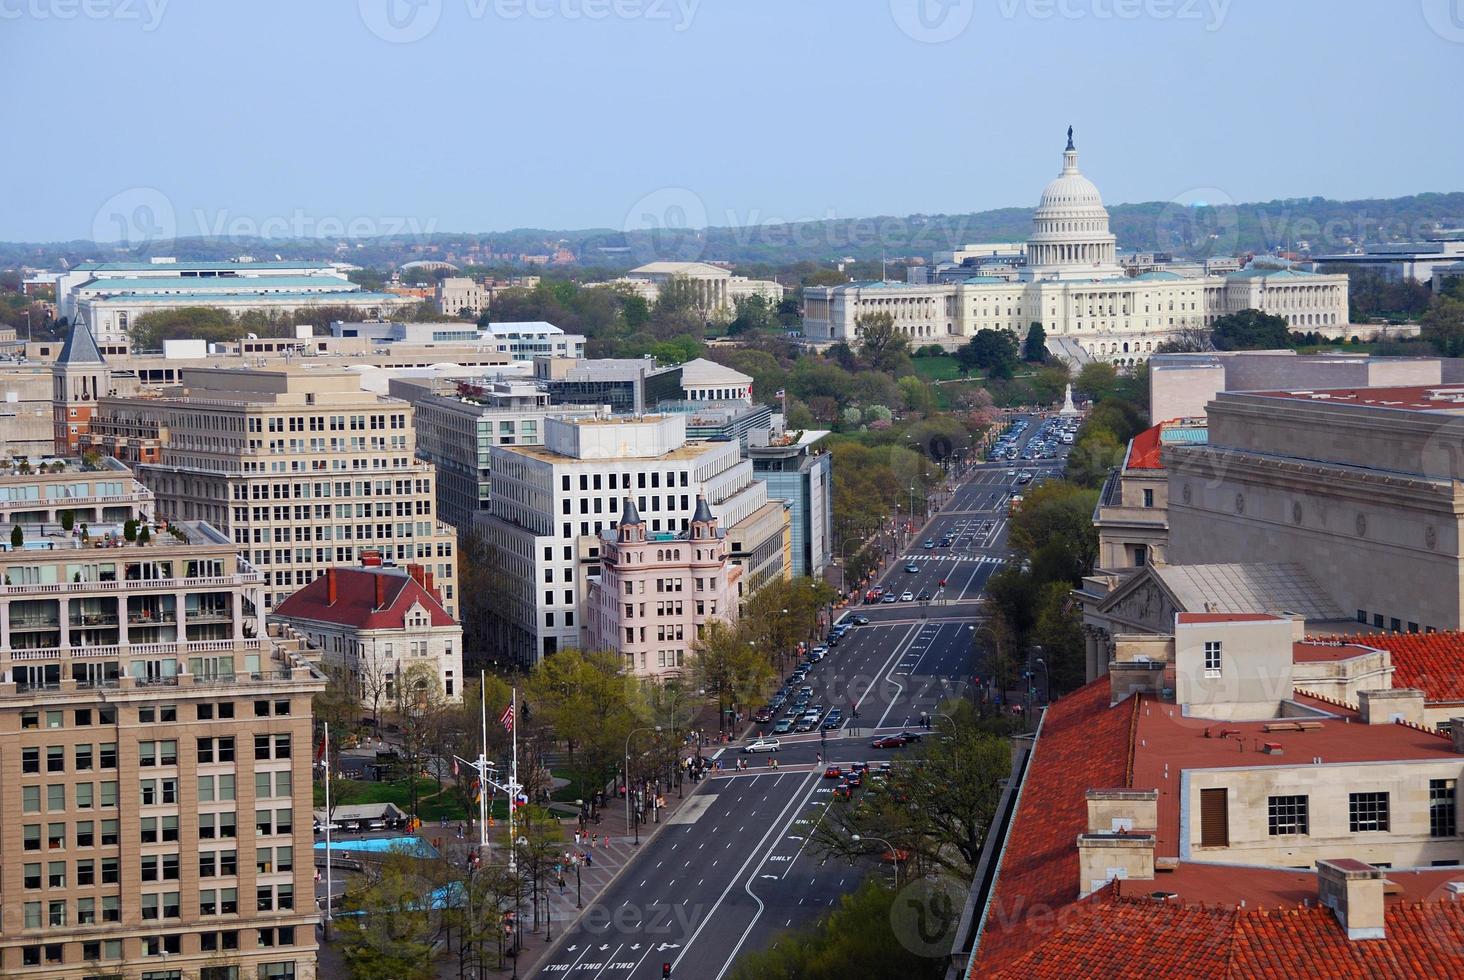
[912,356,965,382]
[316,776,480,821]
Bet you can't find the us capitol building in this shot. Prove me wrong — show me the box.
[802,130,1350,365]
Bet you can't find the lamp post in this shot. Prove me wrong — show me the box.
[625,726,660,846]
[852,833,901,887]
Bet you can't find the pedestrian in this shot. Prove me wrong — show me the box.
[574,830,581,846]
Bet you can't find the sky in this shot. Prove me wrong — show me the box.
[1,0,1461,243]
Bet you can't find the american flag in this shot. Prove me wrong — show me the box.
[499,703,515,733]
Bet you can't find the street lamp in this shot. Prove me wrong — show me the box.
[625,726,660,846]
[851,833,901,887]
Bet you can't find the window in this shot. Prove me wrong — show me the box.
[1199,787,1228,847]
[1349,792,1390,832]
[22,746,39,773]
[101,818,119,846]
[1267,795,1309,835]
[1143,488,1154,508]
[1431,779,1457,838]
[1203,640,1222,677]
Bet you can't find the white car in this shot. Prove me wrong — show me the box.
[900,591,914,602]
[741,738,781,754]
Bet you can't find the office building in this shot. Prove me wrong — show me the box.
[77,366,458,614]
[585,496,740,679]
[330,320,586,361]
[534,357,683,415]
[1092,418,1206,573]
[387,375,603,533]
[748,429,833,578]
[590,262,783,321]
[478,413,784,665]
[0,459,324,979]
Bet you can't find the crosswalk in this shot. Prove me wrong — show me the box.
[898,554,1005,564]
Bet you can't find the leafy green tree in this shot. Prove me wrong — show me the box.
[1008,481,1099,576]
[1074,362,1121,403]
[856,311,910,373]
[60,510,74,532]
[1422,296,1464,357]
[897,375,935,417]
[1033,581,1087,695]
[524,648,636,800]
[1066,425,1125,488]
[813,709,1011,880]
[1022,321,1048,362]
[1210,308,1292,351]
[335,850,440,980]
[123,519,138,542]
[691,620,773,730]
[728,293,777,334]
[959,329,1019,379]
[727,880,948,980]
[128,306,243,349]
[9,524,21,549]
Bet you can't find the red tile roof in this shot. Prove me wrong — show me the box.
[1292,640,1379,663]
[973,679,1138,967]
[1124,422,1164,470]
[985,887,1464,980]
[272,567,455,631]
[1349,631,1464,702]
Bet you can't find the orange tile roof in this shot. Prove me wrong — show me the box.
[1292,640,1379,663]
[985,887,1464,980]
[973,679,1138,967]
[1348,631,1464,702]
[1177,612,1283,624]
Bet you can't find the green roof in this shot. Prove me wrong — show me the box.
[1226,267,1317,280]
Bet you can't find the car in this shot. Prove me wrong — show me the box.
[900,591,914,602]
[905,562,920,573]
[824,765,845,779]
[772,718,794,734]
[821,716,841,731]
[851,615,869,626]
[833,782,853,799]
[1006,469,1016,477]
[799,686,814,697]
[784,705,802,718]
[916,589,931,601]
[845,771,863,788]
[922,539,935,549]
[896,731,925,742]
[872,735,907,749]
[741,738,781,753]
[881,593,898,603]
[849,760,868,773]
[752,707,774,723]
[811,645,828,658]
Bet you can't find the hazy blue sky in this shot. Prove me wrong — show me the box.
[2,0,1461,242]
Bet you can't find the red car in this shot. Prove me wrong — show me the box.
[752,707,774,723]
[871,735,907,749]
[823,765,844,779]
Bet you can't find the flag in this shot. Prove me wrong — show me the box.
[499,703,515,733]
[315,736,326,766]
[514,792,528,810]
[452,758,460,778]
[472,779,482,804]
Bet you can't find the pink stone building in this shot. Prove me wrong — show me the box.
[587,495,740,679]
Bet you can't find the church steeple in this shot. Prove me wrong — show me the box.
[52,316,110,455]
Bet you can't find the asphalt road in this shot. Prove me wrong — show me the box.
[531,415,1072,979]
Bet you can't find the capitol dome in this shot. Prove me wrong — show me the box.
[1021,128,1122,281]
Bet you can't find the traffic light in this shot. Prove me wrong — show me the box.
[662,963,672,979]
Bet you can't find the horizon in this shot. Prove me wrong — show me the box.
[1,1,1461,246]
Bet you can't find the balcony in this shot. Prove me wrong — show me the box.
[0,571,261,595]
[0,638,322,697]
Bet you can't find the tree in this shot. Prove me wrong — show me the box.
[856,311,910,373]
[727,880,948,980]
[690,620,773,731]
[335,849,440,980]
[1008,481,1100,577]
[1210,308,1292,351]
[137,524,150,545]
[1154,324,1216,353]
[524,648,637,800]
[123,519,138,543]
[1022,322,1048,362]
[9,524,20,549]
[959,329,1019,379]
[59,510,74,533]
[728,293,777,334]
[1065,425,1124,488]
[897,375,935,417]
[1422,296,1464,357]
[1074,362,1121,403]
[813,710,1011,880]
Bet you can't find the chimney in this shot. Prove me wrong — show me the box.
[361,549,382,568]
[1357,688,1426,726]
[424,571,436,599]
[407,564,425,587]
[1452,717,1464,754]
[326,568,338,605]
[1316,859,1386,940]
[1077,831,1155,899]
[374,573,386,611]
[1086,789,1158,834]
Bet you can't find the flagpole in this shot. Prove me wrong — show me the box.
[323,722,332,931]
[478,670,489,853]
[509,686,518,874]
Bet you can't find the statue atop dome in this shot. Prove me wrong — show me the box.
[1066,125,1074,151]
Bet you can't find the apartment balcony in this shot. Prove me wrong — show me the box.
[0,639,323,698]
[0,570,262,595]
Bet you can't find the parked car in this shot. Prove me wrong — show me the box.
[752,707,774,723]
[773,718,794,734]
[900,591,914,602]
